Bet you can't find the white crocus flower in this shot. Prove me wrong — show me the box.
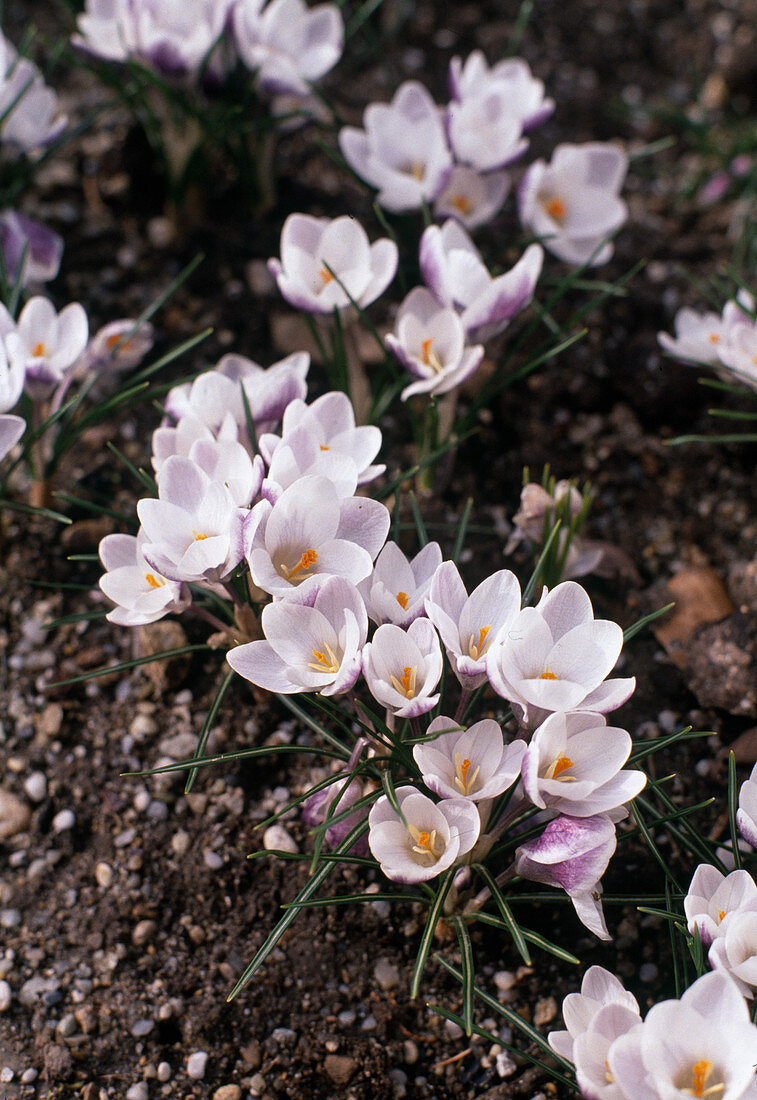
[245,475,390,598]
[98,530,190,626]
[358,540,442,628]
[608,971,757,1100]
[0,415,24,461]
[0,34,67,151]
[368,786,480,884]
[414,716,526,803]
[573,1002,644,1100]
[152,415,220,472]
[227,576,367,696]
[4,296,88,397]
[737,763,757,849]
[709,910,757,997]
[684,864,757,947]
[185,436,264,508]
[263,422,360,501]
[717,322,757,390]
[234,0,344,97]
[521,711,646,818]
[385,287,484,401]
[658,307,730,366]
[447,87,528,173]
[361,619,443,720]
[0,338,25,413]
[137,456,248,583]
[83,318,154,375]
[518,142,628,267]
[548,965,640,1064]
[259,391,384,486]
[448,53,554,131]
[419,220,543,341]
[424,562,521,690]
[268,213,398,315]
[338,82,453,213]
[433,165,510,230]
[487,580,635,728]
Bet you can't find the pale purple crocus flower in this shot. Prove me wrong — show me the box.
[658,308,731,366]
[3,296,89,398]
[227,575,367,696]
[268,213,398,314]
[487,580,635,728]
[234,0,344,97]
[420,220,543,341]
[262,422,361,501]
[514,813,616,939]
[358,540,442,628]
[424,562,521,690]
[448,53,554,131]
[684,863,757,948]
[717,322,757,391]
[302,773,368,855]
[518,142,629,267]
[368,785,480,884]
[0,338,25,458]
[0,337,25,413]
[184,436,264,508]
[83,319,154,375]
[521,711,646,818]
[98,530,190,626]
[137,455,248,583]
[244,474,390,598]
[0,34,67,151]
[447,87,529,173]
[737,763,757,849]
[338,82,453,213]
[547,965,640,1064]
[572,1002,644,1100]
[361,618,443,720]
[414,716,526,803]
[0,211,63,286]
[385,287,484,401]
[433,165,510,230]
[0,414,24,461]
[708,910,757,997]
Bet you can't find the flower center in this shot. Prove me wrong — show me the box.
[452,194,472,215]
[408,824,440,861]
[280,548,318,582]
[106,332,132,354]
[319,444,330,451]
[540,667,558,680]
[467,625,491,660]
[717,908,726,922]
[192,530,208,541]
[544,196,567,221]
[396,591,409,610]
[404,160,425,181]
[682,1059,724,1097]
[708,332,720,344]
[319,265,334,285]
[308,642,340,675]
[421,337,444,374]
[545,754,576,781]
[32,341,49,358]
[144,572,164,589]
[454,753,481,796]
[390,665,417,699]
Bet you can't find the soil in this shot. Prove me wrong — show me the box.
[1,1,756,1098]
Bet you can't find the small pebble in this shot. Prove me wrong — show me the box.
[374,957,400,991]
[125,1084,148,1100]
[444,1019,463,1040]
[213,1087,242,1100]
[157,1063,171,1082]
[132,920,157,947]
[0,909,21,929]
[361,1014,377,1031]
[24,772,47,802]
[52,809,76,833]
[21,1068,37,1084]
[186,1051,208,1080]
[263,825,298,853]
[0,981,11,1011]
[95,862,113,888]
[403,1040,419,1065]
[171,831,190,856]
[204,850,224,870]
[130,1019,154,1038]
[1,1067,14,1083]
[57,1013,78,1037]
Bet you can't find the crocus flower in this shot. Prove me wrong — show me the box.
[548,965,640,1064]
[338,82,453,213]
[420,220,543,341]
[737,763,757,848]
[487,580,635,728]
[424,562,521,690]
[709,909,757,997]
[514,813,616,939]
[83,319,154,375]
[244,475,390,597]
[433,166,510,230]
[684,864,757,948]
[358,540,443,628]
[0,415,24,461]
[98,530,190,626]
[268,213,398,314]
[447,87,528,173]
[518,142,628,266]
[262,422,361,501]
[302,774,368,854]
[3,296,88,397]
[182,436,264,508]
[657,307,730,366]
[717,322,757,390]
[227,576,367,696]
[521,711,646,817]
[414,716,526,802]
[0,35,67,150]
[368,785,480,884]
[0,338,25,412]
[448,53,554,131]
[0,211,63,286]
[234,0,344,97]
[572,1002,644,1100]
[385,287,484,401]
[137,455,248,583]
[361,618,443,719]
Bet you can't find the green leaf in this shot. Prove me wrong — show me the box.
[623,603,674,643]
[451,498,474,565]
[185,669,235,793]
[47,644,209,688]
[521,519,562,605]
[451,916,475,1036]
[728,751,743,871]
[470,865,530,965]
[410,869,454,1000]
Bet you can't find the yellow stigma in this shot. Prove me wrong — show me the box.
[281,548,318,581]
[454,753,480,796]
[319,265,334,284]
[468,625,491,660]
[192,530,208,541]
[717,908,726,922]
[32,341,49,358]
[683,1058,724,1097]
[319,444,330,451]
[308,642,340,674]
[545,754,576,781]
[390,665,417,699]
[452,194,472,215]
[396,591,409,610]
[408,823,439,859]
[420,337,444,374]
[144,572,164,589]
[408,160,425,180]
[540,667,558,680]
[544,196,567,221]
[708,332,720,344]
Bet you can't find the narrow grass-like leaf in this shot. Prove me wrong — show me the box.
[471,865,531,964]
[185,669,235,793]
[629,726,707,763]
[521,519,562,605]
[43,608,108,630]
[728,751,743,871]
[451,916,475,1036]
[410,869,454,1000]
[623,603,674,643]
[275,694,352,759]
[409,491,428,547]
[282,891,412,907]
[451,498,474,565]
[381,769,406,825]
[52,492,134,524]
[0,498,72,524]
[47,644,209,688]
[124,743,344,779]
[106,442,157,494]
[630,801,683,894]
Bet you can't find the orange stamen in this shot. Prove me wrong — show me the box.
[32,341,48,357]
[687,1058,719,1097]
[193,530,208,541]
[319,444,330,451]
[452,194,472,215]
[319,265,334,284]
[552,755,574,778]
[396,591,409,610]
[718,908,726,922]
[545,197,566,221]
[421,337,434,364]
[540,667,558,680]
[468,624,491,659]
[144,573,162,589]
[284,548,318,581]
[708,332,720,344]
[400,666,413,695]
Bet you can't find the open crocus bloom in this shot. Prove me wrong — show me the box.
[227,576,367,696]
[424,562,521,690]
[4,296,88,396]
[684,864,757,948]
[359,540,442,628]
[0,415,25,461]
[269,213,398,314]
[572,1002,644,1100]
[98,530,190,626]
[448,53,554,131]
[518,142,628,266]
[361,618,443,719]
[737,763,757,848]
[0,34,67,151]
[487,580,634,728]
[548,965,640,1064]
[0,338,25,413]
[658,307,730,366]
[339,82,453,213]
[447,87,528,173]
[433,166,510,230]
[368,786,480,884]
[185,436,264,508]
[419,220,543,341]
[717,322,757,391]
[521,711,646,817]
[414,716,526,802]
[244,475,389,597]
[0,211,63,286]
[234,0,344,97]
[84,319,154,375]
[709,910,757,997]
[385,287,484,401]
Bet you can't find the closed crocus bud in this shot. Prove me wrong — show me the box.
[84,319,154,375]
[302,775,368,854]
[368,786,480,884]
[361,618,443,720]
[658,306,729,366]
[414,715,526,802]
[448,52,554,131]
[684,863,757,948]
[548,965,640,1064]
[737,764,757,848]
[0,211,63,286]
[235,0,344,97]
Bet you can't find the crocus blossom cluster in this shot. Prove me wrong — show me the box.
[549,965,757,1100]
[659,289,757,390]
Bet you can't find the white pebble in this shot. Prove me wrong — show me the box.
[95,862,113,888]
[263,825,298,853]
[187,1051,208,1080]
[203,850,224,870]
[1,1067,14,1083]
[21,1068,37,1083]
[24,772,47,802]
[157,1062,171,1082]
[0,982,11,1011]
[52,809,75,833]
[125,1083,148,1100]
